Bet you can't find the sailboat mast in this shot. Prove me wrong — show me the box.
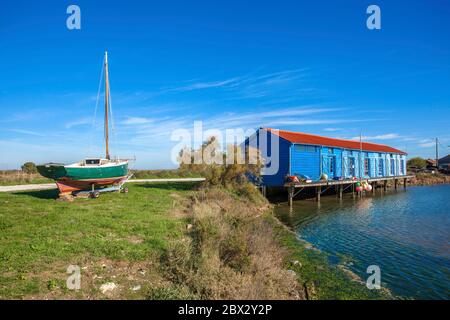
[104,51,110,160]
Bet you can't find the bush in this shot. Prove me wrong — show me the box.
[21,162,37,174]
[178,137,263,187]
[407,157,427,169]
[159,187,302,300]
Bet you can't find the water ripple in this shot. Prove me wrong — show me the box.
[276,185,450,300]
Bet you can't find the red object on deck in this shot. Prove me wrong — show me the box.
[266,128,406,154]
[286,176,300,183]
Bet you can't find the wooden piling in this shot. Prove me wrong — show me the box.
[339,185,343,199]
[316,186,321,202]
[403,178,407,190]
[288,186,294,208]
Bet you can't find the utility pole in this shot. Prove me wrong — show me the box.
[435,138,439,169]
[359,131,362,180]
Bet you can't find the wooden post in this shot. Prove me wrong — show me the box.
[403,178,407,190]
[352,183,355,199]
[339,185,343,199]
[383,180,387,192]
[288,187,294,208]
[316,186,321,202]
[394,179,398,190]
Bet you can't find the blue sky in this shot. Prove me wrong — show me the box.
[0,0,449,169]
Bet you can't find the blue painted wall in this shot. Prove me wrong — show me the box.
[290,144,320,180]
[262,133,291,186]
[243,129,291,186]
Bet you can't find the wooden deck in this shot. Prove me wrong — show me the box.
[284,175,414,188]
[282,175,414,207]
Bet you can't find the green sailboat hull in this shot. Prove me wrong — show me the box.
[37,163,128,181]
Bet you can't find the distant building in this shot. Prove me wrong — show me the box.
[426,159,437,169]
[438,155,450,170]
[244,128,408,187]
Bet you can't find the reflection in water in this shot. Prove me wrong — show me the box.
[275,185,450,300]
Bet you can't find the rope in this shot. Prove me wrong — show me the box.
[107,73,118,160]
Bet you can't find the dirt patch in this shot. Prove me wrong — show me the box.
[18,257,165,300]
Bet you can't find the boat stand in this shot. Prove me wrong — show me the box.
[72,174,133,199]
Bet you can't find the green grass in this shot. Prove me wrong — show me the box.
[0,182,198,299]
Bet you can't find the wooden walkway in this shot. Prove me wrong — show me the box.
[0,178,206,193]
[283,175,415,207]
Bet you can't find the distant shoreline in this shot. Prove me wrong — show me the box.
[407,172,450,186]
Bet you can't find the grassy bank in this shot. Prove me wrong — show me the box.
[153,186,303,299]
[0,181,388,299]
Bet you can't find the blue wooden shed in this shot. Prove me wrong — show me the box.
[245,128,408,187]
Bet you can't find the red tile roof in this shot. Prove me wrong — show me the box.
[265,128,406,155]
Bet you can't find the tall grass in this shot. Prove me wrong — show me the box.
[156,185,304,300]
[0,170,52,185]
[131,169,201,179]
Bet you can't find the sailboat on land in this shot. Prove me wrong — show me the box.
[37,52,129,195]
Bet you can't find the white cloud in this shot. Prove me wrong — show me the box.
[418,142,435,148]
[267,119,365,126]
[159,69,310,98]
[65,118,92,129]
[350,133,400,141]
[324,128,342,132]
[121,117,154,125]
[166,77,243,92]
[10,129,45,137]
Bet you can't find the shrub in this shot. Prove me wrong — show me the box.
[407,157,427,169]
[21,162,37,174]
[159,187,302,300]
[178,137,263,187]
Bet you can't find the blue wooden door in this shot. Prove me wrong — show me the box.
[347,157,356,177]
[322,155,336,178]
